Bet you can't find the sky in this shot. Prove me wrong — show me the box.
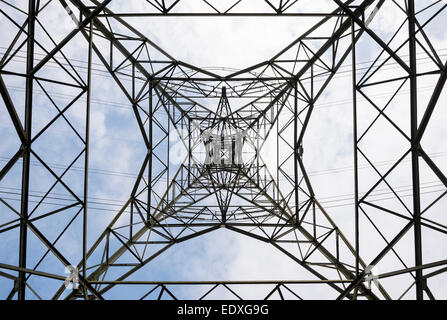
[0,0,447,300]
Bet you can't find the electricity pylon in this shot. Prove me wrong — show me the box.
[1,0,447,300]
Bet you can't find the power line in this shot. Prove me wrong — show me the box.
[2,148,447,181]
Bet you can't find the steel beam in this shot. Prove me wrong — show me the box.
[408,0,424,300]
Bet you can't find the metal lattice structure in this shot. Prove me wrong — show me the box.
[1,0,447,300]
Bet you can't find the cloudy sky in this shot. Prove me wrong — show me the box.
[1,0,447,300]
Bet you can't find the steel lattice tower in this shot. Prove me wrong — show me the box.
[1,0,447,300]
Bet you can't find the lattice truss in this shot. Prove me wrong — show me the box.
[0,0,447,300]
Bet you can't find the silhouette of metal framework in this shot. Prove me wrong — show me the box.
[1,0,447,300]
